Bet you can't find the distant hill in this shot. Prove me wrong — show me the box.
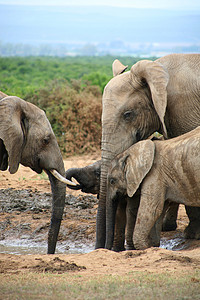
[0,4,199,56]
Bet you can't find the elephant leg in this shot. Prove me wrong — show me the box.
[149,201,169,247]
[184,206,200,239]
[162,201,179,231]
[112,197,127,252]
[125,195,140,250]
[126,193,169,249]
[133,192,165,250]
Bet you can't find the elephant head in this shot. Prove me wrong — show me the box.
[96,59,169,248]
[65,160,101,196]
[0,94,75,254]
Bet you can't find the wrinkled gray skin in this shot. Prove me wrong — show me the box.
[66,160,140,250]
[0,93,66,254]
[67,54,200,250]
[106,190,169,251]
[66,159,164,251]
[97,54,200,249]
[66,160,101,196]
[106,129,200,249]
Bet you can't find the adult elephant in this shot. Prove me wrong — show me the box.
[0,92,75,254]
[67,54,200,250]
[98,53,200,249]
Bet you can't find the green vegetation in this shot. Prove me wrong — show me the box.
[28,79,102,155]
[0,56,142,97]
[0,271,200,299]
[0,56,156,155]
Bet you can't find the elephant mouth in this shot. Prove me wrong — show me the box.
[26,162,42,174]
[30,160,77,186]
[32,166,43,174]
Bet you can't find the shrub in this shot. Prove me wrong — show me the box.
[27,79,102,156]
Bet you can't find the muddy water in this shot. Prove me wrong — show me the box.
[160,236,191,251]
[0,239,94,255]
[0,188,97,255]
[0,236,190,255]
[0,188,191,255]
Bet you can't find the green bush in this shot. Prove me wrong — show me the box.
[28,79,102,155]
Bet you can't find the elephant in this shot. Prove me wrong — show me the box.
[66,54,200,250]
[65,137,165,251]
[0,92,75,254]
[106,126,200,250]
[66,160,139,250]
[96,53,200,249]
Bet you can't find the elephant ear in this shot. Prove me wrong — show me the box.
[0,97,26,174]
[125,139,155,197]
[112,59,128,77]
[131,60,169,138]
[0,91,8,100]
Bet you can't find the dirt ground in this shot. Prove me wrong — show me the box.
[0,153,200,278]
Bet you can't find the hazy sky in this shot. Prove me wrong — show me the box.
[0,0,199,10]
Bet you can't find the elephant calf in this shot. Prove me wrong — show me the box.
[106,126,200,250]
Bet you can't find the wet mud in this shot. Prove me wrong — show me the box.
[0,188,199,255]
[0,188,97,254]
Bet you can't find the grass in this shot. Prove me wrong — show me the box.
[18,177,26,181]
[1,270,200,300]
[37,171,49,181]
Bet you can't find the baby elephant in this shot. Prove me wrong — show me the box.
[106,127,200,250]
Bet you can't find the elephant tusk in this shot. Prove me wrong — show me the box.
[49,169,77,186]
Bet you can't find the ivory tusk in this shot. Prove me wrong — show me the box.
[49,169,77,186]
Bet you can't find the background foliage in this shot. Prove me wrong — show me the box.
[0,56,155,155]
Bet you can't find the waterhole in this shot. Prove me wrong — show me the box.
[0,239,94,255]
[0,188,192,255]
[0,236,190,255]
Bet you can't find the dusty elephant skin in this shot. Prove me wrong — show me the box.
[106,126,200,250]
[97,53,200,249]
[66,54,200,250]
[65,160,101,195]
[0,93,74,254]
[66,138,165,252]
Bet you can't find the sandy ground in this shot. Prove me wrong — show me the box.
[0,153,200,278]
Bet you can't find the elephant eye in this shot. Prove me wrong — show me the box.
[109,178,115,185]
[123,110,134,121]
[43,136,50,146]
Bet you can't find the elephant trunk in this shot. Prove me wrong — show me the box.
[95,150,113,249]
[65,167,83,190]
[95,167,107,248]
[47,167,66,254]
[96,120,132,248]
[105,195,118,250]
[65,161,101,194]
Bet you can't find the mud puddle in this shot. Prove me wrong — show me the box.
[160,236,191,251]
[0,188,194,255]
[0,188,97,255]
[0,239,94,255]
[0,236,190,255]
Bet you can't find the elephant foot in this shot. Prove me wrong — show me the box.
[184,206,200,239]
[133,237,150,250]
[162,201,178,232]
[162,219,177,232]
[125,243,135,250]
[133,242,148,250]
[184,221,200,240]
[112,245,125,252]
